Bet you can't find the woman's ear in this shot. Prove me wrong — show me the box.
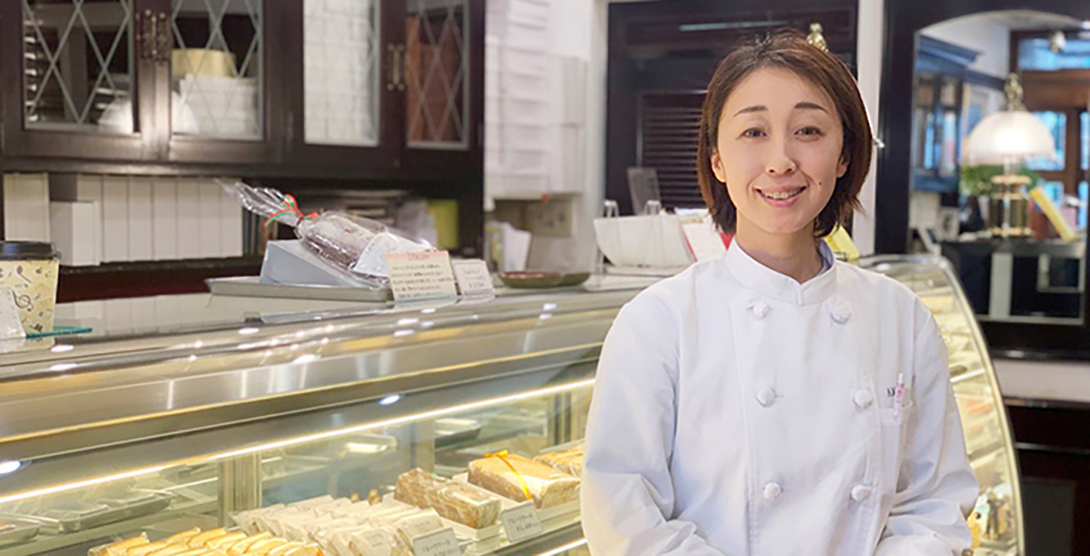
[711,150,728,184]
[837,151,849,178]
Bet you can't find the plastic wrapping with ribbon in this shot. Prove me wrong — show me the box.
[222,181,434,287]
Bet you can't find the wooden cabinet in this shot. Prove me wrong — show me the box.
[0,0,486,298]
[0,0,484,181]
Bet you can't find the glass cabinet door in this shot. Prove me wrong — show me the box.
[169,0,263,141]
[405,0,469,150]
[2,0,152,160]
[23,0,135,134]
[303,0,381,147]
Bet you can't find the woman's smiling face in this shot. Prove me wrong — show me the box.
[710,67,848,239]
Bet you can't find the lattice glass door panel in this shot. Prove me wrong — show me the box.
[170,0,262,140]
[406,0,468,149]
[23,0,135,134]
[303,0,380,147]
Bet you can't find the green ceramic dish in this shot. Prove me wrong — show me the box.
[499,271,565,288]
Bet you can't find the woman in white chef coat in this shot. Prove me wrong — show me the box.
[581,31,979,555]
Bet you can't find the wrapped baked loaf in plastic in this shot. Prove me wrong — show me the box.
[224,181,433,287]
[468,452,580,508]
[394,468,501,529]
[533,445,585,477]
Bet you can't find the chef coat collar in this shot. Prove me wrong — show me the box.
[723,239,838,306]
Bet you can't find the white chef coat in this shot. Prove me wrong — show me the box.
[582,241,979,556]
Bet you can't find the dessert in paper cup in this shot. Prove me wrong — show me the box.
[0,242,60,334]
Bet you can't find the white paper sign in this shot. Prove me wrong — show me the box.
[412,527,461,556]
[501,501,544,543]
[386,251,458,302]
[680,218,727,262]
[0,288,26,341]
[452,259,495,296]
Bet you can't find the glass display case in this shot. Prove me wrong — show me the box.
[861,255,1024,556]
[0,258,1021,556]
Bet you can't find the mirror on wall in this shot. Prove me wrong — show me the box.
[909,10,1089,325]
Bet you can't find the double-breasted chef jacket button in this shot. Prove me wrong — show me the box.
[850,485,872,503]
[853,390,875,409]
[831,304,851,324]
[756,387,777,407]
[763,482,783,501]
[751,300,771,319]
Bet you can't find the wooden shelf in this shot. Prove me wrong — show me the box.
[58,257,262,302]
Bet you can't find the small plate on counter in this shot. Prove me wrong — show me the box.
[499,272,591,289]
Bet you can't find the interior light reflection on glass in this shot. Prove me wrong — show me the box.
[543,303,558,311]
[48,363,77,372]
[293,354,319,364]
[50,344,74,353]
[0,461,22,475]
[539,313,553,321]
[421,308,436,314]
[394,329,415,338]
[239,327,260,335]
[379,394,402,406]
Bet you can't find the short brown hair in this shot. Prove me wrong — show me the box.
[696,30,872,237]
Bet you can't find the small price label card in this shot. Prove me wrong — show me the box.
[501,501,544,543]
[387,251,458,302]
[412,527,461,556]
[452,259,495,297]
[350,529,393,556]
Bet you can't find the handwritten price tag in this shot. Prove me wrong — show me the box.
[452,259,494,297]
[501,501,544,543]
[412,527,461,556]
[387,251,458,302]
[349,529,393,556]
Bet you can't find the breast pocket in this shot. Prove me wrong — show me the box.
[879,397,915,491]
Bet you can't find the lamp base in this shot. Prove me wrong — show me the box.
[988,174,1032,238]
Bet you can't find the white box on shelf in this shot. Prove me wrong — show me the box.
[499,46,548,75]
[12,173,52,242]
[50,201,100,266]
[501,123,548,149]
[508,147,549,172]
[101,176,130,262]
[127,177,153,261]
[500,171,549,194]
[221,183,244,258]
[501,96,549,125]
[504,20,548,50]
[50,174,105,262]
[507,0,549,23]
[151,177,179,260]
[198,180,223,258]
[501,71,549,99]
[176,179,201,259]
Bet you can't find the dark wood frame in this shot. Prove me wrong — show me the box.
[0,0,488,298]
[877,0,1090,358]
[0,0,158,162]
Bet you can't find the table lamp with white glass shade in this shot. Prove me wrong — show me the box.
[963,73,1056,237]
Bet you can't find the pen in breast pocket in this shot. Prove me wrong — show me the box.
[893,373,905,425]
